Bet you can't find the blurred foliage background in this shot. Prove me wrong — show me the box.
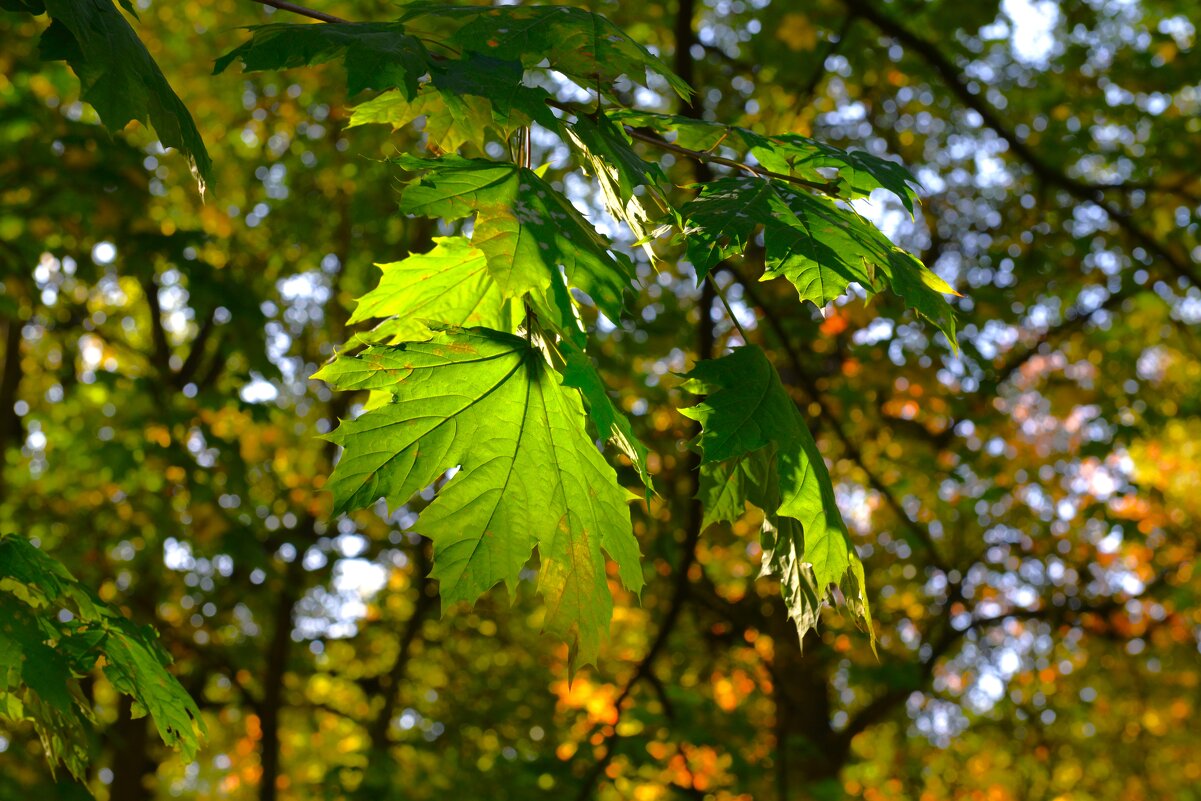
[1,0,1199,799]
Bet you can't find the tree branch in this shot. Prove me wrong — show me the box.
[366,544,436,748]
[986,284,1137,389]
[174,307,217,389]
[258,555,304,801]
[572,282,715,801]
[837,571,1174,748]
[140,275,173,376]
[795,13,857,109]
[0,294,26,504]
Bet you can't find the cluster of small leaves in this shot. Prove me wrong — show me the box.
[2,0,212,191]
[0,534,205,779]
[215,3,958,667]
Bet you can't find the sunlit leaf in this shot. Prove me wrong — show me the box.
[315,327,643,668]
[566,113,668,258]
[349,236,518,343]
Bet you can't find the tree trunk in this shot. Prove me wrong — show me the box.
[258,562,301,801]
[771,623,843,799]
[0,299,26,503]
[107,695,154,801]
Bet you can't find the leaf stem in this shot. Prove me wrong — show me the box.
[704,273,749,344]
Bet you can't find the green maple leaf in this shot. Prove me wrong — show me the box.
[32,0,211,190]
[680,176,958,348]
[750,133,921,213]
[0,596,91,780]
[680,347,873,644]
[214,22,430,98]
[97,618,204,758]
[345,243,649,495]
[398,3,692,99]
[680,347,851,590]
[760,515,825,641]
[0,530,100,617]
[396,155,634,321]
[350,88,496,153]
[349,236,518,344]
[314,328,643,668]
[696,452,768,529]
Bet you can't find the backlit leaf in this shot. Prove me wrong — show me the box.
[349,236,518,344]
[315,327,643,668]
[561,346,654,495]
[679,176,958,347]
[566,113,668,258]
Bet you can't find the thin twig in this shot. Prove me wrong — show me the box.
[572,523,699,800]
[248,0,347,24]
[987,285,1137,389]
[366,544,435,747]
